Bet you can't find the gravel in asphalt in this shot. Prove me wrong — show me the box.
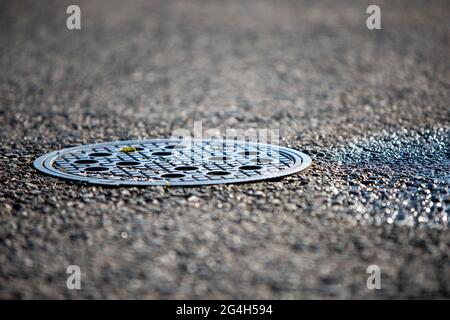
[0,0,449,298]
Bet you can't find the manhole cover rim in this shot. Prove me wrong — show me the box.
[34,138,312,186]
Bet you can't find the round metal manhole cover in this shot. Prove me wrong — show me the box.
[33,139,312,186]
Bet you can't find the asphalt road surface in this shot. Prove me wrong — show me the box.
[0,0,449,299]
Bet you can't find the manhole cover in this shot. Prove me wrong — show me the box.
[33,139,312,186]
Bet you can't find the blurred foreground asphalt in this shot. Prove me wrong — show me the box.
[0,0,449,298]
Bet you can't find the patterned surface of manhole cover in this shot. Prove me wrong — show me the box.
[33,139,312,186]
